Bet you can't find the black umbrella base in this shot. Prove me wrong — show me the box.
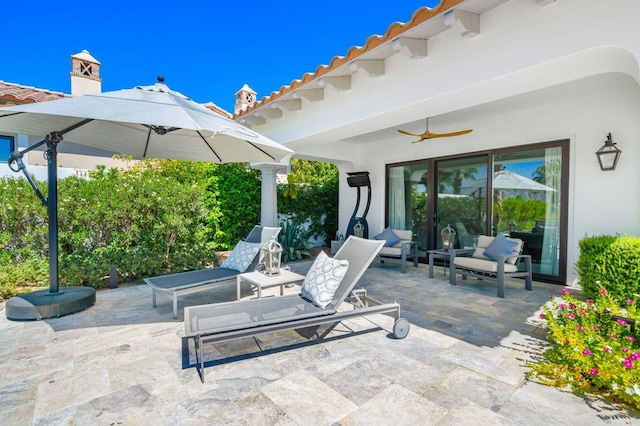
[5,287,96,321]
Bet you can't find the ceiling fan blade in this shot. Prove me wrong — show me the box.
[399,117,473,142]
[423,129,473,139]
[405,129,474,143]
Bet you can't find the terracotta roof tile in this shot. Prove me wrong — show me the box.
[234,0,466,119]
[0,80,69,104]
[204,101,232,118]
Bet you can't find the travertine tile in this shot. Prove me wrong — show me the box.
[0,263,638,425]
[261,370,357,425]
[339,383,449,425]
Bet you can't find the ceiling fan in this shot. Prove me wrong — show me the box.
[398,118,473,143]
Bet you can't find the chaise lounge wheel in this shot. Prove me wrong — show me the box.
[393,318,410,339]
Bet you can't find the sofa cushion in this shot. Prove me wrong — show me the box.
[373,227,402,247]
[454,257,519,273]
[301,251,349,309]
[483,234,519,262]
[378,246,403,257]
[472,248,491,260]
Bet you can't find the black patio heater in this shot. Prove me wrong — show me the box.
[346,171,371,239]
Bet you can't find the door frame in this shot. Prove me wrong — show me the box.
[385,139,569,284]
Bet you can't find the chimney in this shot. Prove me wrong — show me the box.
[70,50,102,96]
[234,83,256,114]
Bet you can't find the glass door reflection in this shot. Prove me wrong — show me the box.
[387,163,429,257]
[435,156,488,249]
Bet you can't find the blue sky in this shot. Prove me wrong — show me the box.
[3,1,440,113]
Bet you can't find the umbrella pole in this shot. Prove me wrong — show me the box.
[46,133,61,294]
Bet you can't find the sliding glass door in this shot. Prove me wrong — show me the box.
[386,140,568,283]
[435,156,488,250]
[493,146,566,279]
[387,162,429,257]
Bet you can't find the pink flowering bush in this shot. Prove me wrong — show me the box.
[528,287,640,409]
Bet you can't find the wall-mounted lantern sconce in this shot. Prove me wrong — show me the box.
[596,132,622,171]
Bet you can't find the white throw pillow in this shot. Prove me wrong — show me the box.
[301,252,349,309]
[220,241,262,273]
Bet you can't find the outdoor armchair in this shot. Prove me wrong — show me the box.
[372,228,418,273]
[449,234,532,297]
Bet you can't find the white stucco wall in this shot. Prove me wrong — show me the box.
[247,0,640,285]
[348,73,640,285]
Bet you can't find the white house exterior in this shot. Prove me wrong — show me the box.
[235,0,640,286]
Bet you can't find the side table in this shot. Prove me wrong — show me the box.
[237,269,305,300]
[427,249,474,278]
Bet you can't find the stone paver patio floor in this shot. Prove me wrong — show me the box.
[1,261,639,425]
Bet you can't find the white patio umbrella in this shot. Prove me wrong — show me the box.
[0,77,293,320]
[0,77,293,163]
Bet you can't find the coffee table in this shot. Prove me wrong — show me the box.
[236,269,305,300]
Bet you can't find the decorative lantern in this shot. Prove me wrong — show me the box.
[596,132,622,171]
[441,224,456,250]
[353,221,365,238]
[261,237,282,276]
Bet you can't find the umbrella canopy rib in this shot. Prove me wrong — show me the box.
[143,127,152,158]
[59,118,94,136]
[246,140,276,162]
[197,130,222,162]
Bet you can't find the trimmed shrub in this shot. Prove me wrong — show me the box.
[0,164,213,296]
[277,158,338,246]
[576,235,640,304]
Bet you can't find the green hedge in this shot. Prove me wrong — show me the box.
[0,158,338,299]
[278,181,338,243]
[576,235,640,304]
[0,164,215,293]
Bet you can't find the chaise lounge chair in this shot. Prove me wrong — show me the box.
[145,225,281,319]
[184,236,410,382]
